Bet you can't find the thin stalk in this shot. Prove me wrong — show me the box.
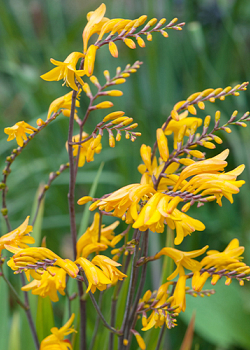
[155,324,166,350]
[0,265,27,310]
[20,274,40,350]
[119,230,141,349]
[68,89,86,350]
[89,292,103,350]
[78,281,87,350]
[128,230,149,327]
[68,89,78,258]
[81,272,121,335]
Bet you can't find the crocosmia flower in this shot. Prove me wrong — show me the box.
[40,313,76,350]
[40,52,85,91]
[4,122,37,147]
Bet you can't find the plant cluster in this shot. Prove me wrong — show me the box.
[1,3,250,350]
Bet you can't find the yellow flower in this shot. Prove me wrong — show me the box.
[76,212,119,258]
[192,239,250,291]
[82,3,109,53]
[75,257,111,293]
[40,52,85,91]
[0,216,34,255]
[180,164,245,206]
[173,149,230,191]
[171,274,187,312]
[132,192,205,243]
[8,247,79,278]
[4,122,37,147]
[47,91,80,120]
[93,183,156,224]
[164,111,202,148]
[66,132,102,167]
[138,144,179,189]
[91,255,127,284]
[154,245,208,280]
[21,267,66,302]
[40,313,76,350]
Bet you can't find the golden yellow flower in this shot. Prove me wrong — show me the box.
[93,183,156,224]
[132,192,205,243]
[47,91,80,120]
[82,3,109,53]
[192,239,250,291]
[0,216,34,255]
[170,274,187,312]
[91,255,127,284]
[164,111,202,148]
[40,52,85,91]
[138,144,179,189]
[40,313,76,350]
[173,149,230,191]
[76,212,119,258]
[75,257,111,293]
[4,122,37,147]
[21,267,66,302]
[154,245,208,280]
[66,132,102,167]
[8,247,79,278]
[180,164,245,206]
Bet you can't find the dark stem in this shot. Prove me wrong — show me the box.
[78,281,87,350]
[128,230,149,328]
[20,274,40,350]
[119,230,141,349]
[81,272,121,335]
[109,297,117,350]
[89,292,103,350]
[68,89,87,350]
[155,324,166,350]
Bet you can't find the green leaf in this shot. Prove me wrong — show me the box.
[0,267,9,350]
[78,162,104,238]
[8,312,21,350]
[36,296,54,342]
[181,281,250,349]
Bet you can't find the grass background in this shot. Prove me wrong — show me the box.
[1,0,250,349]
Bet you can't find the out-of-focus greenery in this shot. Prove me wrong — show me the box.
[1,0,250,349]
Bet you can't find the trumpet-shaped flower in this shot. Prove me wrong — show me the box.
[75,257,111,293]
[0,216,34,255]
[21,267,66,302]
[93,183,156,224]
[170,274,187,312]
[132,192,205,243]
[179,164,245,206]
[66,132,102,167]
[82,3,109,53]
[173,149,230,191]
[164,111,202,148]
[154,245,208,280]
[4,122,37,147]
[76,212,119,258]
[47,91,80,120]
[91,255,127,284]
[40,313,76,350]
[40,52,85,91]
[8,247,79,278]
[138,144,179,189]
[192,239,250,291]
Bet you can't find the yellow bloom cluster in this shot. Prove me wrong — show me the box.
[4,122,37,147]
[77,212,119,258]
[40,313,76,350]
[66,132,102,167]
[0,216,34,255]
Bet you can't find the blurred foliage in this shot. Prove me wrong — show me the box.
[1,0,250,349]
